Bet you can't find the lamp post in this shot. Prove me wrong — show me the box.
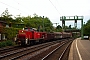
[43,16,44,32]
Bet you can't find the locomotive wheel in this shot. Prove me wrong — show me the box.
[21,40,26,46]
[39,39,43,43]
[29,40,35,45]
[21,38,28,46]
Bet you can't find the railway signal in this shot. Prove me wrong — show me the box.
[60,16,84,39]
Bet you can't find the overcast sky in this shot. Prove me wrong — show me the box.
[0,0,90,28]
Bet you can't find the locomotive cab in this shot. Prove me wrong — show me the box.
[16,27,35,45]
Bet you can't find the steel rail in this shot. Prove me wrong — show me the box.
[59,41,72,60]
[0,40,61,60]
[41,43,65,60]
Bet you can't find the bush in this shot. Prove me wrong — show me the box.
[6,40,15,46]
[0,40,15,48]
[0,42,6,48]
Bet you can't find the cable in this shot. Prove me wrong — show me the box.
[13,0,31,14]
[0,1,29,15]
[48,0,60,15]
[1,0,61,16]
[55,0,60,7]
[0,1,19,10]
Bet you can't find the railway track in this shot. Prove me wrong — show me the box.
[41,40,72,60]
[0,40,65,60]
[28,39,72,60]
[17,39,71,60]
[0,46,23,54]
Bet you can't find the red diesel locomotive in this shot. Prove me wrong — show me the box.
[16,27,72,45]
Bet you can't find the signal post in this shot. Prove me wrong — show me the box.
[60,16,84,39]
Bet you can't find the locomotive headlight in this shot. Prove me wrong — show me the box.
[25,38,28,44]
[22,31,23,32]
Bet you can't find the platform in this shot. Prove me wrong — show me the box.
[68,38,90,60]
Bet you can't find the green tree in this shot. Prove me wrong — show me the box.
[56,25,62,29]
[56,25,62,32]
[14,15,23,23]
[13,14,54,32]
[0,8,13,23]
[69,25,71,29]
[83,19,90,36]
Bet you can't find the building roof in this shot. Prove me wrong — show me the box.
[0,21,7,24]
